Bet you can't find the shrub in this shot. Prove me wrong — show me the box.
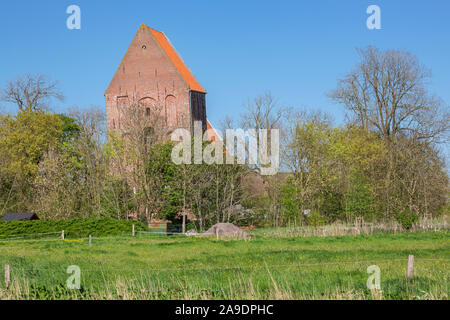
[396,209,419,230]
[307,210,326,227]
[0,218,147,239]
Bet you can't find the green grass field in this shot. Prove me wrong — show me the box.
[0,231,448,299]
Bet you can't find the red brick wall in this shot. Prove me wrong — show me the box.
[104,25,192,132]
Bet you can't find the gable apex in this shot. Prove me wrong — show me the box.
[105,25,206,95]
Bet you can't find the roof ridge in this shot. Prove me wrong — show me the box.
[162,31,205,91]
[148,27,206,93]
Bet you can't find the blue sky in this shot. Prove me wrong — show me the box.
[0,1,449,141]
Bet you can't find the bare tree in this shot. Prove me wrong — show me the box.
[282,110,335,223]
[68,106,107,216]
[329,46,450,218]
[1,74,64,112]
[393,136,448,219]
[240,92,288,133]
[113,97,173,221]
[222,93,290,225]
[282,109,333,173]
[236,92,290,174]
[329,47,449,143]
[117,98,171,154]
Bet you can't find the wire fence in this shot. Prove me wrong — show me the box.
[0,231,62,242]
[0,217,448,243]
[0,225,448,244]
[1,229,448,270]
[136,230,185,236]
[0,228,187,243]
[0,222,447,300]
[0,235,448,295]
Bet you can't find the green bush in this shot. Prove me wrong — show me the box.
[396,209,419,230]
[307,210,326,227]
[0,218,147,239]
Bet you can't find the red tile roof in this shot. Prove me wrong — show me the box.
[206,119,220,142]
[145,25,206,94]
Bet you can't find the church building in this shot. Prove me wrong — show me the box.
[105,24,211,135]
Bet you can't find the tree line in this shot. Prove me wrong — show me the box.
[0,47,448,230]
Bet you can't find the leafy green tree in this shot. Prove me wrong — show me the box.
[0,110,82,214]
[280,178,302,222]
[0,110,64,178]
[145,141,183,222]
[343,168,375,221]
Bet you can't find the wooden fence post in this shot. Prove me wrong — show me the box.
[61,230,65,240]
[4,264,10,288]
[407,254,414,278]
[132,224,135,237]
[89,234,92,246]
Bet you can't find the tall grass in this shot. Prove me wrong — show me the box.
[0,229,448,300]
[0,259,447,300]
[255,217,449,238]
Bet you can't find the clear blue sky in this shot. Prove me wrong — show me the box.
[0,1,449,138]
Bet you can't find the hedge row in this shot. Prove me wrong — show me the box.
[0,218,148,239]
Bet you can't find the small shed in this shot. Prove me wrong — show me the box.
[1,212,39,222]
[148,220,172,234]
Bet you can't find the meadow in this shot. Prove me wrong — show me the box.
[0,229,448,300]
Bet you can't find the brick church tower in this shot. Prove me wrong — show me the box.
[105,24,208,135]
